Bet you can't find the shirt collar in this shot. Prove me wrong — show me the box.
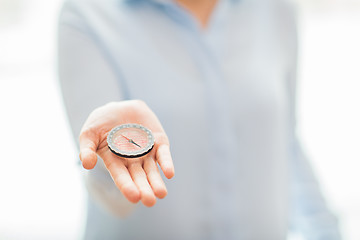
[123,0,173,6]
[124,0,240,6]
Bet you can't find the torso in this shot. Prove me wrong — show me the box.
[63,0,296,239]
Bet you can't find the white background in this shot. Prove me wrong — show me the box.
[0,0,359,239]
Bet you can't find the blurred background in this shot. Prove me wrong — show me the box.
[0,0,359,239]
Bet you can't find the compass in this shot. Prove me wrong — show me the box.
[107,123,155,158]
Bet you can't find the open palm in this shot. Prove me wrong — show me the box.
[79,100,174,207]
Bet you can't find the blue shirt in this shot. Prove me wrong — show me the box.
[58,0,342,239]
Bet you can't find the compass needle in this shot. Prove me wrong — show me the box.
[121,134,142,148]
[130,140,142,148]
[120,134,130,141]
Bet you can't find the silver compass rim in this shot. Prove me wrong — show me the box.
[107,123,155,158]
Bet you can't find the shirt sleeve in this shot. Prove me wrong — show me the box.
[285,2,342,238]
[57,1,136,217]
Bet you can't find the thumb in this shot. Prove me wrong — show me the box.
[79,129,98,169]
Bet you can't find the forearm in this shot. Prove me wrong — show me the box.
[289,138,341,239]
[82,158,136,217]
[58,6,136,216]
[284,3,342,235]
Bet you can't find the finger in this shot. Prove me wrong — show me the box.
[156,144,175,179]
[102,153,141,203]
[144,158,167,199]
[79,130,98,169]
[128,162,156,207]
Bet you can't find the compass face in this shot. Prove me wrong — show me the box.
[107,124,155,158]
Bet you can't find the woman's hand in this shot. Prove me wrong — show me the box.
[79,100,175,207]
